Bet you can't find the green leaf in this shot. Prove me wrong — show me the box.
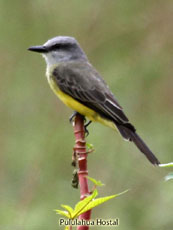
[86,176,105,187]
[78,189,128,216]
[61,205,74,218]
[159,162,173,168]
[72,189,98,218]
[165,172,173,181]
[64,226,70,230]
[86,143,94,150]
[55,210,70,218]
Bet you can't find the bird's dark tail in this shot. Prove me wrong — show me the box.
[116,124,160,165]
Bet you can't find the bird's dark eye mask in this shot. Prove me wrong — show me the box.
[48,43,74,52]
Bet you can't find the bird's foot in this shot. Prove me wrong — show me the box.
[69,111,92,136]
[69,111,80,124]
[84,120,92,137]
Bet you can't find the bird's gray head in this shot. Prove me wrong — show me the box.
[28,36,87,66]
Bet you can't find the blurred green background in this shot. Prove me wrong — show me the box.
[0,0,173,229]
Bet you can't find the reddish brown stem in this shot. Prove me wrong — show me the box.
[73,114,92,230]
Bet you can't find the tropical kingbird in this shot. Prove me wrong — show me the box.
[28,36,160,165]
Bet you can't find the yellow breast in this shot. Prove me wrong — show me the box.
[46,67,116,130]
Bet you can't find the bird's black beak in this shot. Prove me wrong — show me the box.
[28,45,48,53]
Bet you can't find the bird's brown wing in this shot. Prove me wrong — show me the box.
[52,61,131,125]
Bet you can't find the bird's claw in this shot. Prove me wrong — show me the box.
[69,112,92,137]
[69,111,79,124]
[84,120,92,137]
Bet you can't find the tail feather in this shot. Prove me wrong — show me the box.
[116,124,160,165]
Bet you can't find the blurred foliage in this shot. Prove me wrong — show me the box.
[0,0,173,229]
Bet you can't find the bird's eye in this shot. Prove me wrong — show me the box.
[49,43,72,51]
[52,44,61,50]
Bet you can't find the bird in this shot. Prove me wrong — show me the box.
[28,36,160,165]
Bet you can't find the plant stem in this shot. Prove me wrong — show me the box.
[73,114,91,230]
